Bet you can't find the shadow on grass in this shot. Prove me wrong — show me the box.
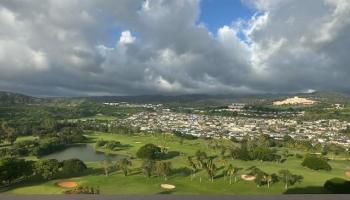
[110,145,133,151]
[158,190,175,195]
[159,151,180,160]
[172,167,192,177]
[0,167,103,193]
[0,176,52,193]
[83,137,97,144]
[127,170,142,176]
[284,186,329,194]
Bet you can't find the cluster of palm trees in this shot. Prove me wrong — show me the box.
[99,143,303,191]
[187,150,218,183]
[141,160,172,180]
[101,158,133,177]
[224,164,242,184]
[153,161,172,180]
[103,158,173,180]
[116,158,132,176]
[246,166,278,188]
[187,151,303,190]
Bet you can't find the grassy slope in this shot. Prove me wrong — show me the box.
[5,133,350,195]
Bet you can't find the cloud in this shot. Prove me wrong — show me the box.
[0,0,349,96]
[119,31,136,45]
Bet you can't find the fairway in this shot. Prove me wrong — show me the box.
[5,132,350,195]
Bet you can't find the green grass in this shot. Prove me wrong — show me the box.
[4,132,350,195]
[68,114,119,122]
[15,136,39,143]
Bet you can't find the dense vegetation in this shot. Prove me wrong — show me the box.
[0,157,87,186]
[301,156,332,171]
[324,178,350,194]
[0,123,86,157]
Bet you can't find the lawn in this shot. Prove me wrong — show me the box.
[4,132,350,195]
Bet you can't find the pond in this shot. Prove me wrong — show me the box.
[41,144,125,162]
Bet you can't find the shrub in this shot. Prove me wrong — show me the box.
[34,159,60,180]
[61,159,87,176]
[324,178,350,193]
[95,140,107,148]
[106,141,121,150]
[301,155,331,171]
[136,144,161,160]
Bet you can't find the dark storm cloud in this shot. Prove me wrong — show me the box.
[0,0,349,96]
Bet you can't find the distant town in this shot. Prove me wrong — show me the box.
[101,96,350,148]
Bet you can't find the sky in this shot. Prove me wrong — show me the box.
[0,0,350,96]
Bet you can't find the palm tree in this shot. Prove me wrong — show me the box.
[246,166,266,187]
[187,156,197,181]
[154,161,172,180]
[265,174,273,188]
[100,159,112,176]
[142,160,155,178]
[204,158,216,182]
[195,150,207,164]
[196,158,203,183]
[221,158,229,181]
[226,164,234,184]
[226,165,242,184]
[278,170,292,189]
[116,158,132,176]
[254,170,265,187]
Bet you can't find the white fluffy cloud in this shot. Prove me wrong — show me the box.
[0,0,349,96]
[119,31,136,45]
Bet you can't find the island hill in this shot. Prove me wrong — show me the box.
[0,91,350,195]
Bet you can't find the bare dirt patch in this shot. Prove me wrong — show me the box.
[241,174,256,181]
[56,181,78,188]
[345,170,350,178]
[161,184,176,190]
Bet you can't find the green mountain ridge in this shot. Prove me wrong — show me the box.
[0,91,42,105]
[0,90,349,105]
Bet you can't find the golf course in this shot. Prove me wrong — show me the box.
[3,132,349,195]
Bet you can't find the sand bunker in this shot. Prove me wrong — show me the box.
[241,175,256,181]
[161,184,176,190]
[56,181,78,188]
[345,170,350,178]
[135,142,142,144]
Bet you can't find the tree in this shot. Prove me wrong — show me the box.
[0,157,33,185]
[41,117,57,132]
[100,159,112,176]
[195,150,207,164]
[265,174,276,189]
[34,159,60,180]
[61,159,87,176]
[1,122,17,144]
[255,170,266,187]
[324,177,350,194]
[301,155,332,171]
[116,158,132,176]
[191,150,207,183]
[257,134,271,148]
[278,170,303,189]
[204,158,216,182]
[142,159,155,178]
[154,161,172,180]
[187,156,197,180]
[226,164,242,184]
[136,144,161,160]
